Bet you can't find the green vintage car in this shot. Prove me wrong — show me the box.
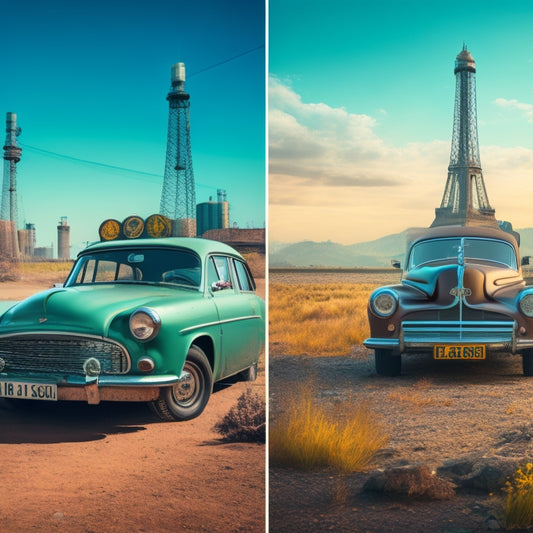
[0,237,265,421]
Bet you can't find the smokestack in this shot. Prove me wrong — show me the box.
[57,216,70,260]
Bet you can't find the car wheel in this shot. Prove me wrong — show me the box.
[150,345,213,421]
[522,350,533,376]
[375,349,401,376]
[238,362,257,382]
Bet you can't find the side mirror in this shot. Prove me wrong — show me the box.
[391,260,401,269]
[522,256,531,266]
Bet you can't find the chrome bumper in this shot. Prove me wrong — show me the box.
[365,320,533,354]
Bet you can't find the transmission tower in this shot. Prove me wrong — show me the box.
[432,46,497,228]
[1,112,22,257]
[159,62,196,237]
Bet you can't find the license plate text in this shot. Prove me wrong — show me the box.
[0,381,57,401]
[434,345,486,360]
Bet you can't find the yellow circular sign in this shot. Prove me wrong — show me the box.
[146,214,172,238]
[99,219,121,241]
[122,216,145,239]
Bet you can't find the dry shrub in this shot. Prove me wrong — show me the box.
[269,283,377,356]
[214,389,265,443]
[0,255,20,282]
[270,388,389,473]
[384,465,455,500]
[504,463,533,529]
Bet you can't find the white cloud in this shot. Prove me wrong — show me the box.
[269,77,533,244]
[493,98,533,122]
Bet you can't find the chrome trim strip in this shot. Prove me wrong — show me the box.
[179,315,262,334]
[97,372,186,387]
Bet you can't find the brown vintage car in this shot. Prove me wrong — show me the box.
[364,225,533,376]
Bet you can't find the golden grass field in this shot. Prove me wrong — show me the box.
[269,282,379,356]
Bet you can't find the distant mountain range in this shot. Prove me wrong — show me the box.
[270,227,533,268]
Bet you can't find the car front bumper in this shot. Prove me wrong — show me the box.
[364,319,533,354]
[0,372,187,405]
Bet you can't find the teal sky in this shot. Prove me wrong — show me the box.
[269,0,533,244]
[0,0,265,255]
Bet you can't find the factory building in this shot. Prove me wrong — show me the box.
[57,216,70,260]
[196,189,230,237]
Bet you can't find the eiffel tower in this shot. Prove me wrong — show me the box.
[432,46,498,228]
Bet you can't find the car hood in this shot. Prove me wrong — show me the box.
[403,262,524,304]
[0,283,201,336]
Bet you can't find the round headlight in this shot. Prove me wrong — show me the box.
[520,293,533,317]
[370,289,398,317]
[129,308,161,341]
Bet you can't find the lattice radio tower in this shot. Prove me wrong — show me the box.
[1,112,22,257]
[432,46,497,228]
[159,62,196,237]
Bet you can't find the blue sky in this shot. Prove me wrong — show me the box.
[0,0,265,255]
[269,0,533,244]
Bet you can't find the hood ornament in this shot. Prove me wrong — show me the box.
[450,240,471,298]
[450,287,472,297]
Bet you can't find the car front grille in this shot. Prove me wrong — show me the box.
[0,334,130,375]
[402,320,515,345]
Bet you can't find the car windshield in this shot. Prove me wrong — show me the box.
[409,237,518,270]
[66,248,202,288]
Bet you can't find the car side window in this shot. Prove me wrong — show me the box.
[208,256,233,290]
[233,259,255,291]
[207,257,220,286]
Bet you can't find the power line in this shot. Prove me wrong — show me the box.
[189,45,264,77]
[22,144,163,178]
[20,144,217,190]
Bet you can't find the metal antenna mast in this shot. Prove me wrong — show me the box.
[432,46,497,228]
[159,62,196,237]
[1,112,22,257]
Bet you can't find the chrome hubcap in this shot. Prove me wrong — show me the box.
[173,371,195,402]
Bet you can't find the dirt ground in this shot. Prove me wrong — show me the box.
[0,275,265,532]
[269,349,533,532]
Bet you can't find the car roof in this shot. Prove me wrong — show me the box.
[80,237,244,260]
[407,225,519,250]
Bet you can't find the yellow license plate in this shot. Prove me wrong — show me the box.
[434,345,486,360]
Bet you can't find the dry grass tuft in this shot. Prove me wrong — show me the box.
[269,282,377,356]
[0,255,20,282]
[214,389,265,443]
[19,261,73,275]
[504,463,533,529]
[270,387,389,473]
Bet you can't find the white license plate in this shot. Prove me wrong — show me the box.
[0,381,58,401]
